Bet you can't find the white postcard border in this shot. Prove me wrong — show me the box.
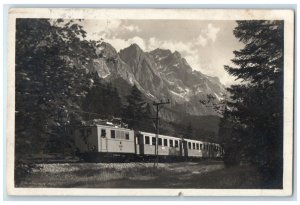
[6,8,294,196]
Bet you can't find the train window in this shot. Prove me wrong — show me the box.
[196,143,199,150]
[152,137,156,145]
[101,129,106,138]
[188,142,191,149]
[193,143,195,149]
[169,140,173,147]
[164,139,168,146]
[158,138,162,146]
[125,132,129,140]
[200,144,203,150]
[111,130,115,138]
[145,136,150,144]
[175,140,178,148]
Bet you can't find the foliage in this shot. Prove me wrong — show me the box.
[185,121,193,137]
[221,20,284,186]
[15,19,99,161]
[82,73,122,119]
[122,84,152,130]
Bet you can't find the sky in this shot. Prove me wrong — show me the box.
[80,19,244,86]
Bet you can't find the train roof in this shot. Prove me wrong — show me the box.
[75,124,133,132]
[184,139,221,146]
[139,131,180,140]
[139,131,219,145]
[183,138,205,144]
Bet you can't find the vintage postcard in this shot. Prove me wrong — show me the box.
[6,8,294,196]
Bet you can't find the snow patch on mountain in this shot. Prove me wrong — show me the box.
[214,93,224,101]
[146,92,155,98]
[170,90,189,102]
[90,42,226,116]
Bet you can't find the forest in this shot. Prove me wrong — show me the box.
[15,19,284,188]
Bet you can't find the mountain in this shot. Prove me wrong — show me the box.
[87,42,226,122]
[148,47,225,115]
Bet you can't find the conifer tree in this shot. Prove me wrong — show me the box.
[185,122,193,138]
[122,84,149,130]
[82,74,122,119]
[222,20,284,187]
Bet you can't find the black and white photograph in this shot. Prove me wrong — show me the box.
[6,8,294,196]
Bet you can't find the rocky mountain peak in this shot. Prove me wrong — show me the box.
[92,41,226,116]
[98,42,118,59]
[150,48,172,57]
[120,43,143,55]
[172,51,181,58]
[118,43,146,67]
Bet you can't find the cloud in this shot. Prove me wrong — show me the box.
[122,24,141,32]
[107,20,122,30]
[185,55,203,71]
[195,23,221,47]
[147,37,197,56]
[80,20,141,40]
[196,35,208,47]
[105,38,130,51]
[82,20,122,39]
[205,23,220,42]
[105,36,146,51]
[129,36,146,50]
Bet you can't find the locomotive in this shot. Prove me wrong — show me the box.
[74,124,224,162]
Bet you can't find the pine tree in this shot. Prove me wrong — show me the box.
[82,74,122,119]
[122,84,148,130]
[185,122,193,138]
[222,20,284,187]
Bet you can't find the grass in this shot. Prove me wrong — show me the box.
[16,161,267,188]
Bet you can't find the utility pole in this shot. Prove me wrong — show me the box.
[153,99,170,167]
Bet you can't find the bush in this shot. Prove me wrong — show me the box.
[223,147,240,167]
[15,163,37,187]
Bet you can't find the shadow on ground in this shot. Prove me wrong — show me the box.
[17,161,264,188]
